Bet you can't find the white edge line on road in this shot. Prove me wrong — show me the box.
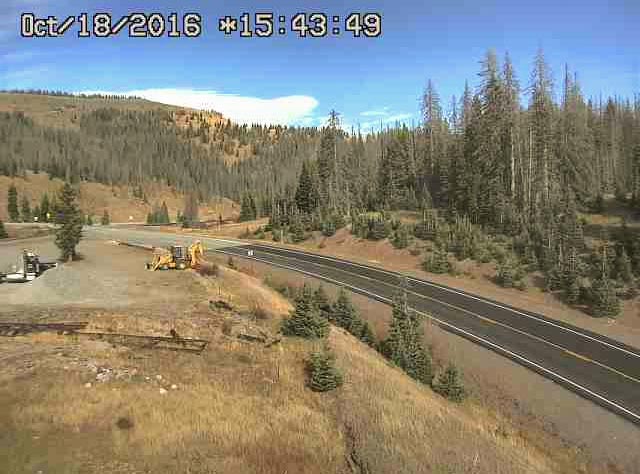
[92,227,640,359]
[215,248,640,424]
[243,242,640,360]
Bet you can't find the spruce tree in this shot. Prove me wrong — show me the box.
[160,201,170,224]
[101,209,110,225]
[239,194,255,222]
[39,193,50,222]
[423,246,451,274]
[86,214,94,226]
[313,285,332,320]
[591,277,620,318]
[383,291,432,384]
[7,184,19,222]
[54,182,83,262]
[20,196,31,222]
[358,321,376,346]
[281,285,329,339]
[433,364,467,402]
[307,349,344,392]
[614,248,633,283]
[392,224,411,249]
[331,288,358,332]
[295,160,319,214]
[0,219,8,239]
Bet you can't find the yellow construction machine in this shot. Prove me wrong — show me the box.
[146,241,205,271]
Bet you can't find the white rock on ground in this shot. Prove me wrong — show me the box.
[159,388,168,395]
[171,384,178,390]
[84,382,92,388]
[155,374,162,381]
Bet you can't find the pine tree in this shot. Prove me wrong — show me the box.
[160,201,170,224]
[7,184,19,222]
[433,364,467,402]
[392,224,411,249]
[39,193,50,222]
[54,182,83,262]
[313,285,332,320]
[307,349,344,392]
[423,246,451,274]
[0,219,8,239]
[331,288,358,332]
[101,209,110,225]
[295,160,319,214]
[591,277,620,318]
[358,321,376,346]
[382,291,432,384]
[20,195,31,222]
[281,285,330,339]
[183,192,199,228]
[85,214,94,226]
[239,194,255,222]
[614,247,633,283]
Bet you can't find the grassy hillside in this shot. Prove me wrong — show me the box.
[0,251,583,474]
[0,172,239,223]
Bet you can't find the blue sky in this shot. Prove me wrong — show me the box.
[1,0,638,128]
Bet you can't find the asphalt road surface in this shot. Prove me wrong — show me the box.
[86,226,640,426]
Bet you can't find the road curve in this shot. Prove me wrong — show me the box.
[86,226,640,426]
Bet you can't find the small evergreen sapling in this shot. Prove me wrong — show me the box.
[307,348,344,392]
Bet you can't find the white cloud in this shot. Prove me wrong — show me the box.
[360,113,414,131]
[360,107,390,117]
[77,88,319,126]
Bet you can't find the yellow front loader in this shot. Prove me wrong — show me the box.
[146,241,205,271]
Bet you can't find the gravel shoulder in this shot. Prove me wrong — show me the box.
[0,235,207,315]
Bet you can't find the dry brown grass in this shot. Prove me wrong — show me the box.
[330,329,560,474]
[0,254,603,474]
[0,172,238,223]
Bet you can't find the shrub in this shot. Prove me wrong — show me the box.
[196,262,220,277]
[433,364,467,402]
[423,247,451,274]
[307,349,344,392]
[281,285,329,339]
[391,224,411,249]
[250,304,270,321]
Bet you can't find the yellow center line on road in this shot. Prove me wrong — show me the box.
[248,246,640,386]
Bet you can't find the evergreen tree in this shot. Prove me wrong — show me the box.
[7,184,19,222]
[54,182,83,261]
[85,214,94,226]
[383,291,432,385]
[39,193,50,222]
[433,364,467,402]
[101,209,110,225]
[239,194,256,222]
[0,219,8,239]
[20,195,31,222]
[313,284,332,320]
[423,246,451,274]
[160,201,170,224]
[591,277,620,318]
[183,192,199,227]
[358,321,376,346]
[295,160,319,214]
[331,288,358,332]
[392,224,411,249]
[281,285,330,338]
[614,247,633,283]
[307,349,344,392]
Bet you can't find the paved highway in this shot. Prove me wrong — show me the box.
[87,226,640,426]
